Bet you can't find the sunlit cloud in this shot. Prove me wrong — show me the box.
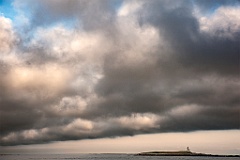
[0,0,239,147]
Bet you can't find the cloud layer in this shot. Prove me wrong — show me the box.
[0,0,240,146]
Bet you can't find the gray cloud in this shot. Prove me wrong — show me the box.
[14,0,120,31]
[0,0,239,146]
[140,0,240,76]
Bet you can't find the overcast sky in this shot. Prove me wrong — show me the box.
[0,0,239,154]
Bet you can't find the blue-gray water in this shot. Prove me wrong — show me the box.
[1,154,240,160]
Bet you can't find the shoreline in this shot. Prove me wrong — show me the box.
[136,151,240,157]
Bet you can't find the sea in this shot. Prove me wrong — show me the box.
[1,154,240,160]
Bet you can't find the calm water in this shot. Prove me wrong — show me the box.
[1,154,240,160]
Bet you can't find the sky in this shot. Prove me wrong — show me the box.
[0,0,239,154]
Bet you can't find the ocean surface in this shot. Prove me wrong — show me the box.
[1,154,240,160]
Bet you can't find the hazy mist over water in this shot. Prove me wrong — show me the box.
[1,154,240,160]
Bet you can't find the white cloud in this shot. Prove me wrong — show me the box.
[1,133,17,143]
[115,6,161,69]
[3,63,72,100]
[198,6,240,38]
[31,26,111,62]
[63,118,94,135]
[0,16,15,54]
[116,113,160,130]
[168,104,201,117]
[1,128,50,143]
[50,96,87,116]
[22,129,39,140]
[118,1,143,16]
[0,16,21,65]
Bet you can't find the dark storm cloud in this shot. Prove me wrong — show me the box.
[139,0,240,76]
[0,0,239,146]
[92,0,240,134]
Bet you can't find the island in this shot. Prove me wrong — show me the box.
[136,148,240,157]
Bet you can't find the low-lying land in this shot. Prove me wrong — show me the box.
[136,151,240,157]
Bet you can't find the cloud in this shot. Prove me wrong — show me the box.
[13,0,120,31]
[198,6,240,38]
[0,0,239,146]
[140,0,240,76]
[116,113,160,130]
[0,16,15,54]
